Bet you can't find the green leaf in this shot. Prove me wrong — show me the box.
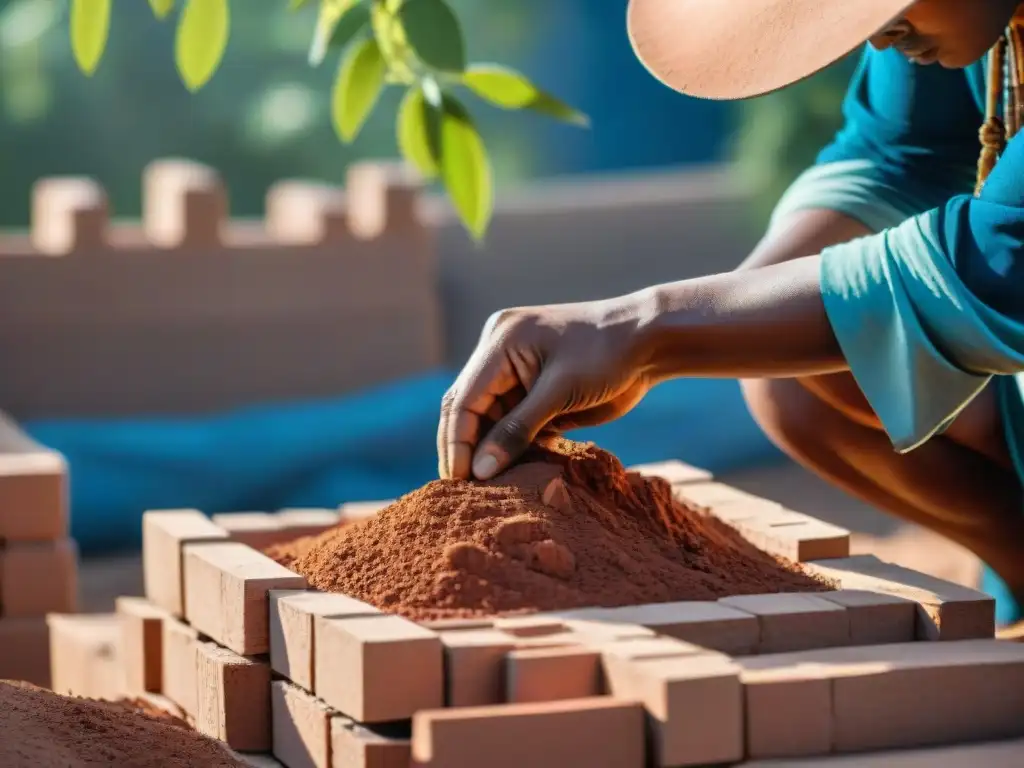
[398,0,466,73]
[308,0,364,66]
[397,84,440,179]
[148,0,175,19]
[437,94,492,240]
[70,0,111,76]
[289,0,312,9]
[331,36,386,143]
[175,0,230,92]
[462,65,589,127]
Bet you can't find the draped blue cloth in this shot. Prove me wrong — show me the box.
[773,46,1024,622]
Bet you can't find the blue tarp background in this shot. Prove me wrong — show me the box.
[23,373,782,554]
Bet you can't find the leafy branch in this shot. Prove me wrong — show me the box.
[67,0,589,240]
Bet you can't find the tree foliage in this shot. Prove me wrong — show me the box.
[66,0,588,240]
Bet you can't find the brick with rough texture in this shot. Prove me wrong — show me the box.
[818,590,917,645]
[142,510,228,616]
[739,641,1024,757]
[628,459,712,485]
[270,590,379,692]
[272,680,334,768]
[720,594,851,653]
[807,555,995,641]
[315,614,443,723]
[183,541,306,655]
[411,698,645,768]
[0,538,77,617]
[603,651,742,766]
[740,656,833,759]
[162,615,200,715]
[672,482,782,522]
[116,596,168,694]
[331,717,411,768]
[196,642,271,752]
[47,613,123,701]
[0,451,67,541]
[738,512,851,562]
[441,629,517,707]
[0,617,50,686]
[505,646,601,703]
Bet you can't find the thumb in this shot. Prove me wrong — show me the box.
[472,370,567,480]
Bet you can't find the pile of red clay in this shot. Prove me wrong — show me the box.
[270,438,832,621]
[0,680,247,767]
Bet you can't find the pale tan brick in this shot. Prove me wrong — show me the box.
[740,656,833,759]
[142,509,228,616]
[314,614,442,723]
[441,629,516,707]
[739,512,851,562]
[720,593,850,653]
[818,590,916,645]
[270,590,380,692]
[505,646,601,703]
[183,542,306,655]
[272,680,334,768]
[196,642,271,752]
[807,555,995,641]
[162,615,200,715]
[603,652,742,766]
[411,698,645,768]
[212,512,288,551]
[331,717,411,768]
[491,616,565,638]
[672,482,782,522]
[116,596,168,694]
[47,613,123,700]
[628,459,712,485]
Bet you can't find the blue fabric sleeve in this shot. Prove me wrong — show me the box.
[770,47,980,235]
[821,127,1024,451]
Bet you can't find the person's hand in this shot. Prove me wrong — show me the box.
[437,294,655,480]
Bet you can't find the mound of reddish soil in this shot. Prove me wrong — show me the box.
[0,681,247,767]
[271,438,832,621]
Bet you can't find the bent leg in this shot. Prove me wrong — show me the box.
[741,376,1024,601]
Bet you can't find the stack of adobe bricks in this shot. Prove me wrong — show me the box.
[0,414,76,687]
[52,460,1024,766]
[0,158,441,420]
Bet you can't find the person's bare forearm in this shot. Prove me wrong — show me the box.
[627,209,874,381]
[630,255,847,380]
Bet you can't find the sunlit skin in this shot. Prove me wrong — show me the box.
[870,0,1021,67]
[437,0,1024,607]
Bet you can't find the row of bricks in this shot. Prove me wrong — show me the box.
[0,450,68,542]
[55,600,1024,768]
[28,160,423,257]
[122,579,1003,766]
[115,598,413,764]
[0,538,77,617]
[145,506,994,672]
[142,504,389,619]
[629,460,851,562]
[279,635,1024,767]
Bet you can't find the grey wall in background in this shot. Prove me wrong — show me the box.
[432,165,760,364]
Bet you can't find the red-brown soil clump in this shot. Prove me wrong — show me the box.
[273,438,832,621]
[0,681,247,767]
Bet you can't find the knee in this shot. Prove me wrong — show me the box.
[740,377,829,454]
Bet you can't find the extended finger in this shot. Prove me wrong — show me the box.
[472,369,567,479]
[442,356,519,480]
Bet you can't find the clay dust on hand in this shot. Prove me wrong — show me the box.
[0,681,248,767]
[271,438,832,621]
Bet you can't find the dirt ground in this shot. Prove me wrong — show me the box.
[77,458,982,612]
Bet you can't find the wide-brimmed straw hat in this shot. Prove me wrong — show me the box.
[627,0,914,99]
